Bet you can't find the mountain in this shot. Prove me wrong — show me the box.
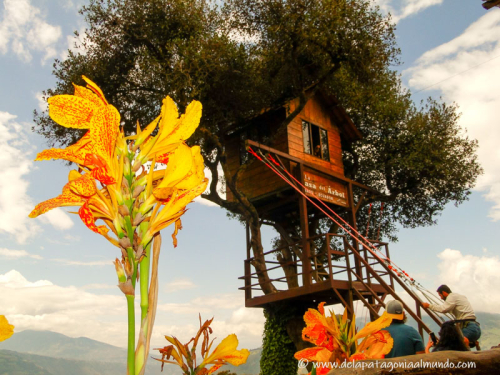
[1,312,498,375]
[0,330,126,363]
[0,349,125,375]
[0,330,259,375]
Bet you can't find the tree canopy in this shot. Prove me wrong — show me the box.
[35,0,480,241]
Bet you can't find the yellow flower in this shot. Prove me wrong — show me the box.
[149,97,202,160]
[352,330,393,359]
[200,334,250,373]
[156,318,248,375]
[352,311,393,341]
[0,315,14,342]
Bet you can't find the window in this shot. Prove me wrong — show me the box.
[302,120,330,161]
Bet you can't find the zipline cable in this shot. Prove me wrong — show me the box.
[248,147,453,317]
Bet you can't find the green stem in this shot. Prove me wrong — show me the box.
[139,222,151,323]
[126,294,136,375]
[126,246,137,288]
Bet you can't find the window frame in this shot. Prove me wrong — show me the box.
[301,120,330,162]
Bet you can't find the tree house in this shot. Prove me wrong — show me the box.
[226,91,443,335]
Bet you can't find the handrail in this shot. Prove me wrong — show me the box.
[345,241,441,334]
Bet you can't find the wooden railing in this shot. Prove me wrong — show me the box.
[239,233,444,335]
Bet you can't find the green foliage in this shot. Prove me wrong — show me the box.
[33,0,480,241]
[260,308,298,375]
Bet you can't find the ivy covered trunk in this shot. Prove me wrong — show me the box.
[260,302,312,375]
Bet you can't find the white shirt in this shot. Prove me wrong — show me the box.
[428,292,476,320]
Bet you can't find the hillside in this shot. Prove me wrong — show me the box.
[0,349,124,375]
[0,330,125,363]
[0,312,498,375]
[0,330,259,375]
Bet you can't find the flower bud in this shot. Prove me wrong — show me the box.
[118,204,130,217]
[132,185,145,198]
[124,157,131,176]
[124,257,134,277]
[119,237,132,249]
[113,258,127,283]
[118,279,135,296]
[133,212,145,226]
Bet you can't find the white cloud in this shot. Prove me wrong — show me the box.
[52,258,111,266]
[164,278,197,293]
[375,0,443,23]
[155,293,264,348]
[0,269,264,349]
[34,91,47,111]
[0,270,52,287]
[404,10,500,219]
[61,27,91,61]
[434,248,500,314]
[41,208,75,230]
[210,307,265,349]
[379,249,500,317]
[0,111,40,243]
[0,111,74,243]
[0,269,127,347]
[158,292,241,314]
[0,0,62,63]
[81,283,117,290]
[0,248,42,260]
[152,305,264,350]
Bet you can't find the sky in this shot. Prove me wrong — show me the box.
[0,0,500,353]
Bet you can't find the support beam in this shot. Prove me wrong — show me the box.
[298,163,311,288]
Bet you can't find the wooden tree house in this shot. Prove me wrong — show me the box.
[226,91,443,335]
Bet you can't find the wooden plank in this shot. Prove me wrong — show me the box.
[287,127,303,138]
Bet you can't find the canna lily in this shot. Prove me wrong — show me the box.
[29,170,108,235]
[295,302,394,373]
[155,316,249,375]
[0,315,14,342]
[199,334,250,373]
[30,76,208,375]
[36,76,120,186]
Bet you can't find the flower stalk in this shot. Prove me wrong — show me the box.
[29,76,208,374]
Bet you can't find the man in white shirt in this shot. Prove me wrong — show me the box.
[422,285,481,347]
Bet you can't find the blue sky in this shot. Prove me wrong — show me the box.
[0,0,499,351]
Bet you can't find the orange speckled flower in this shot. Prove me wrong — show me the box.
[294,302,394,370]
[36,76,119,185]
[29,76,208,375]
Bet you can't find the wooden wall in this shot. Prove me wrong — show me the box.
[225,115,289,202]
[226,94,346,203]
[287,95,344,176]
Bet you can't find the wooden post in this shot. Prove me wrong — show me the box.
[245,223,251,300]
[347,182,363,281]
[298,163,311,288]
[416,302,424,337]
[343,236,355,319]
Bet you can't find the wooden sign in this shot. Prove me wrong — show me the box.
[303,170,349,207]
